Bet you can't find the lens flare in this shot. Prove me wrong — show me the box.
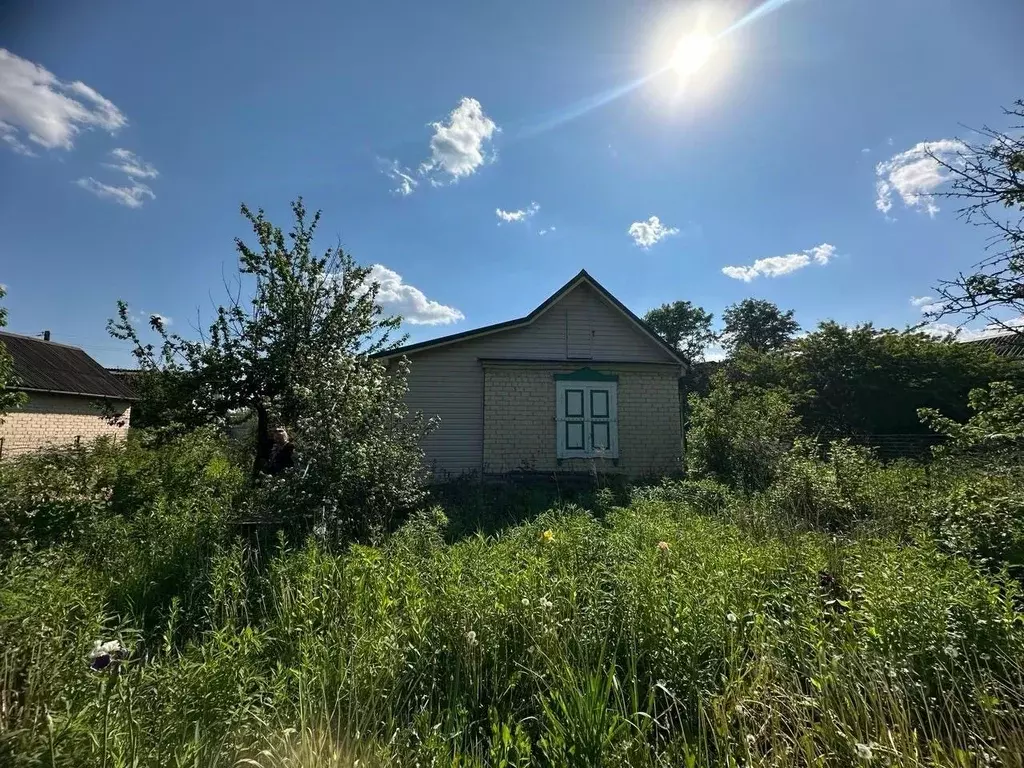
[669,33,717,77]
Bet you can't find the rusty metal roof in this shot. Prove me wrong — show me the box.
[1,331,138,400]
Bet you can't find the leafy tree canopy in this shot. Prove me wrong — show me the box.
[109,200,428,519]
[721,298,799,354]
[729,321,1021,436]
[643,300,715,362]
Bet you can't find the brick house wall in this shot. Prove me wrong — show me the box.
[482,362,682,476]
[0,392,131,458]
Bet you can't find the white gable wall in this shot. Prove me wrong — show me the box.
[400,281,681,476]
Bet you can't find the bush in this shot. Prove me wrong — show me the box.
[927,472,1024,571]
[686,374,799,492]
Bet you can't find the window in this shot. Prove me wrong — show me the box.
[555,374,618,459]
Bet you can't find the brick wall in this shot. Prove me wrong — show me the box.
[482,364,682,476]
[0,393,131,458]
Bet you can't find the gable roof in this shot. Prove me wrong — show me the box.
[0,331,138,400]
[374,269,687,366]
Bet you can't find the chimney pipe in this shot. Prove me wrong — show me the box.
[42,330,51,342]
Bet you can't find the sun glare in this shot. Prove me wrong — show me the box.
[669,33,717,77]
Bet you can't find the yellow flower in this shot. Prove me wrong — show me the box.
[540,529,555,543]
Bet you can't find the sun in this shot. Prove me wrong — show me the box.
[669,32,717,77]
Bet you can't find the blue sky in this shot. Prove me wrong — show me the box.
[1,0,1022,365]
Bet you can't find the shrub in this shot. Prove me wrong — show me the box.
[686,374,799,492]
[927,472,1024,571]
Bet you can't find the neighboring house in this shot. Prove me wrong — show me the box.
[375,270,686,478]
[0,331,137,459]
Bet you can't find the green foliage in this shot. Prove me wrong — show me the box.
[0,284,28,418]
[3,488,1024,766]
[721,298,799,354]
[686,374,799,492]
[249,354,432,542]
[921,379,1024,461]
[927,472,1024,571]
[108,199,432,536]
[0,431,244,645]
[731,321,1020,437]
[642,300,715,362]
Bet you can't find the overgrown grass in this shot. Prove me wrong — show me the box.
[1,512,1022,763]
[2,434,1024,766]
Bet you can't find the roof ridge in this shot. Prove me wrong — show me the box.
[0,329,87,351]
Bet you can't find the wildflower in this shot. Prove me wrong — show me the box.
[540,529,555,543]
[88,639,124,671]
[465,630,478,647]
[726,612,737,623]
[854,742,873,761]
[539,597,553,610]
[944,645,960,659]
[657,540,670,553]
[522,598,530,607]
[745,734,756,748]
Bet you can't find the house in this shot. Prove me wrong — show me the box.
[0,331,137,459]
[375,270,686,478]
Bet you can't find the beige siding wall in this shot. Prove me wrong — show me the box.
[0,393,131,458]
[482,363,681,475]
[401,282,681,476]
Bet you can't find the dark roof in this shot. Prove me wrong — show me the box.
[962,334,1024,360]
[373,269,687,366]
[1,331,138,400]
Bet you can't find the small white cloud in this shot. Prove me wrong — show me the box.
[75,177,155,208]
[539,226,556,236]
[875,139,966,218]
[861,147,871,154]
[76,148,158,208]
[628,216,679,248]
[367,264,464,325]
[106,148,158,179]
[495,201,539,224]
[0,48,126,154]
[381,158,418,196]
[910,295,945,314]
[722,242,836,282]
[383,97,498,194]
[421,97,498,181]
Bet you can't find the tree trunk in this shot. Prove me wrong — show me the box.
[252,402,271,481]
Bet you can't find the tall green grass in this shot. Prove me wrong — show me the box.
[3,498,1023,767]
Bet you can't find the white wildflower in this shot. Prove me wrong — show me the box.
[465,630,478,647]
[855,742,873,761]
